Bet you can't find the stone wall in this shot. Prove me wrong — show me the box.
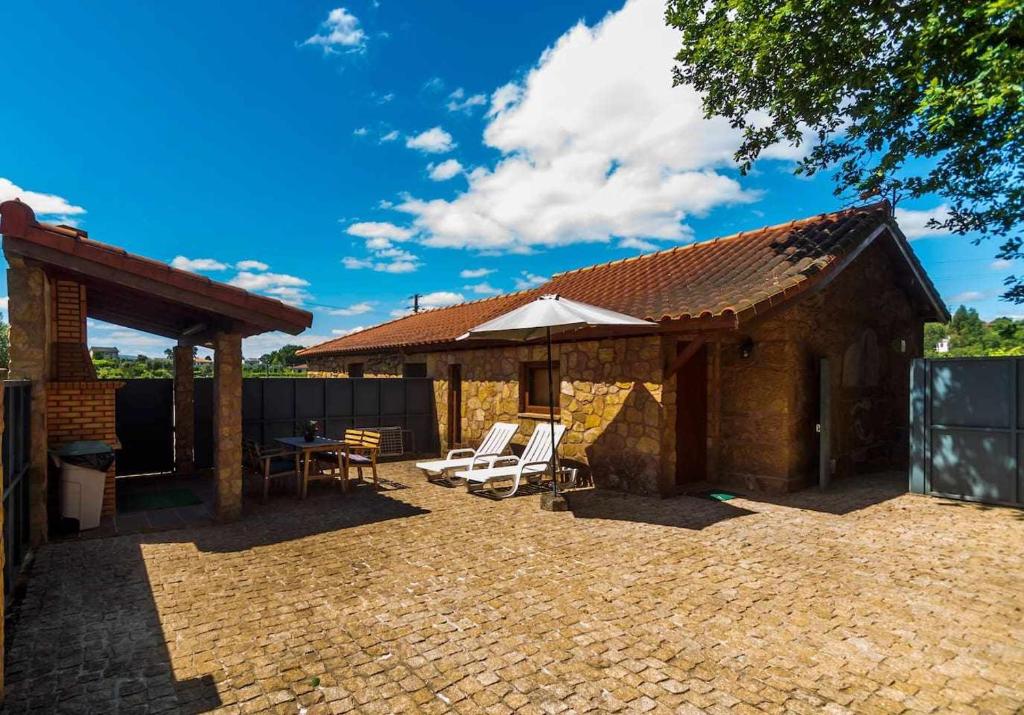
[711,240,924,492]
[308,336,669,494]
[787,240,923,481]
[307,353,404,378]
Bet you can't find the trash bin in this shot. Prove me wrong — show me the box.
[54,441,115,531]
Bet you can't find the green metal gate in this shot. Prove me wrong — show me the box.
[909,357,1023,507]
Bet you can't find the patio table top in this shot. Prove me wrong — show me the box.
[274,436,345,451]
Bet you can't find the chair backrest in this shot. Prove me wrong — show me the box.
[344,428,381,450]
[477,422,519,456]
[521,423,566,465]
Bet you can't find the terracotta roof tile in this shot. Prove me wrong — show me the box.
[300,290,545,357]
[300,202,944,357]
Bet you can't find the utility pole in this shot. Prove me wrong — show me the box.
[409,293,422,313]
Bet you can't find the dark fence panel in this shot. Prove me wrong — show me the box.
[3,380,32,601]
[909,357,1022,507]
[114,379,175,476]
[193,378,437,469]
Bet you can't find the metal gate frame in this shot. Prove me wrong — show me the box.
[3,380,32,601]
[910,357,1023,507]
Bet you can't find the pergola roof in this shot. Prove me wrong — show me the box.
[0,200,312,341]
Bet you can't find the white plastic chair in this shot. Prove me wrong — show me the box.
[416,422,519,479]
[453,423,566,498]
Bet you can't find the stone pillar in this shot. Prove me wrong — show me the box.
[173,343,195,476]
[213,332,243,521]
[7,260,50,545]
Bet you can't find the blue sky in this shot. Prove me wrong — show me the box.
[0,0,1016,357]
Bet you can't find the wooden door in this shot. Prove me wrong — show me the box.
[675,342,708,485]
[447,364,462,450]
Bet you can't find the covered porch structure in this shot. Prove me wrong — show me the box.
[0,199,312,543]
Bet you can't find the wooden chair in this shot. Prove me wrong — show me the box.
[244,440,299,503]
[342,429,381,489]
[312,429,381,489]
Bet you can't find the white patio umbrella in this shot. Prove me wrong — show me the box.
[457,294,656,497]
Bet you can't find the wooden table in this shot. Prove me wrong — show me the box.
[275,436,348,498]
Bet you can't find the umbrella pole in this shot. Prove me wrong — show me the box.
[547,327,559,496]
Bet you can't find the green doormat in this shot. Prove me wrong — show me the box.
[119,488,202,512]
[690,489,740,502]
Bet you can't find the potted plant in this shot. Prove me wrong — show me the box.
[303,420,319,442]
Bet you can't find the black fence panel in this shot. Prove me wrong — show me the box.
[3,380,32,601]
[114,379,174,476]
[910,357,1023,507]
[193,378,438,469]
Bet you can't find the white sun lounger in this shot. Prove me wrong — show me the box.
[415,422,519,479]
[453,423,566,498]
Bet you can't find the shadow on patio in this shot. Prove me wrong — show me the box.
[567,488,756,530]
[719,471,908,516]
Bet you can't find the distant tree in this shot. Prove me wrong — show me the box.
[0,313,9,369]
[667,0,1024,299]
[925,305,1024,357]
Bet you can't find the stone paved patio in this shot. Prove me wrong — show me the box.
[4,463,1023,714]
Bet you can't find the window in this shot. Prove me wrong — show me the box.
[520,361,560,414]
[348,362,364,378]
[402,363,427,378]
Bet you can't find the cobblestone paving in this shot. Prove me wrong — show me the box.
[4,465,1023,714]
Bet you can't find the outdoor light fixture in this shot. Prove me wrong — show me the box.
[739,337,754,359]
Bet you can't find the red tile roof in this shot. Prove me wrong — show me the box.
[300,202,946,357]
[1,200,313,338]
[300,290,545,356]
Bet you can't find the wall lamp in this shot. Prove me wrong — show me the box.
[739,337,755,359]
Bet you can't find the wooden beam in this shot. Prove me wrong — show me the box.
[3,236,286,335]
[665,338,706,378]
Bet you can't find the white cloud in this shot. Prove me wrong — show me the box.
[447,88,487,113]
[344,222,422,272]
[949,290,986,303]
[394,0,773,253]
[428,159,464,181]
[332,326,367,336]
[343,257,372,270]
[991,258,1014,270]
[895,204,951,240]
[380,129,400,142]
[0,177,86,218]
[242,332,335,359]
[236,259,269,271]
[0,296,8,312]
[346,221,415,242]
[421,291,465,308]
[465,282,501,295]
[460,267,494,278]
[405,126,456,154]
[353,127,369,136]
[619,236,660,252]
[423,76,445,93]
[328,301,375,316]
[390,290,465,317]
[228,271,312,305]
[514,271,547,290]
[342,254,419,273]
[170,256,228,272]
[488,84,521,117]
[302,7,366,53]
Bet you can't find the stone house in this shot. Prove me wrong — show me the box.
[299,203,948,496]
